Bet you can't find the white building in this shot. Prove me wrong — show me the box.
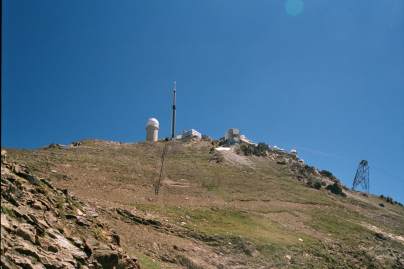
[225,128,241,144]
[240,135,256,146]
[182,129,202,140]
[224,128,256,145]
[145,118,159,142]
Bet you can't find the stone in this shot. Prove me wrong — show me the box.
[1,149,7,162]
[14,240,41,260]
[47,245,59,253]
[277,159,287,165]
[375,232,387,241]
[111,232,120,246]
[12,164,26,174]
[41,257,69,269]
[76,208,84,216]
[1,214,12,231]
[118,256,140,269]
[1,255,15,269]
[47,143,63,149]
[44,211,58,227]
[69,236,85,249]
[173,245,186,251]
[65,214,77,220]
[240,241,259,257]
[93,249,119,269]
[48,229,88,260]
[31,201,46,210]
[10,254,45,269]
[152,242,159,250]
[3,190,20,206]
[16,224,36,243]
[76,216,91,226]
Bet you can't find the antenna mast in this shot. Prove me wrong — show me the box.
[171,81,176,139]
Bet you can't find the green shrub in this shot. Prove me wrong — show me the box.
[214,153,224,163]
[305,165,316,173]
[320,170,335,179]
[255,143,269,156]
[240,144,254,156]
[239,143,269,157]
[326,183,345,197]
[307,179,322,190]
[379,194,403,207]
[313,181,322,190]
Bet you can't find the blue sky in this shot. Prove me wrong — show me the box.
[2,0,404,202]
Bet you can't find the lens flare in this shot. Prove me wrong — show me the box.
[285,0,304,16]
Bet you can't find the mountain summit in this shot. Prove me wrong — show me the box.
[2,139,404,268]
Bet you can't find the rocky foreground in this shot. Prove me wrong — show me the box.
[1,151,140,269]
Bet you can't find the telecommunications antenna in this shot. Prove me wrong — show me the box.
[171,81,176,139]
[352,160,370,193]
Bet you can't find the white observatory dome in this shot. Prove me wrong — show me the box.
[146,118,159,129]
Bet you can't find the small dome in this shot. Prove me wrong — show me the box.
[146,118,159,129]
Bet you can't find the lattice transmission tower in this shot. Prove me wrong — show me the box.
[352,160,370,193]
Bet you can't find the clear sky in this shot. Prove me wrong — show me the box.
[2,0,404,202]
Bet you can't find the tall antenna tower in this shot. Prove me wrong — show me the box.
[171,81,176,139]
[352,160,370,193]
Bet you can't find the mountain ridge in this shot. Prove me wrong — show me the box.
[2,139,404,268]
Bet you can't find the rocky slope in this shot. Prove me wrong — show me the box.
[1,150,140,269]
[2,140,404,268]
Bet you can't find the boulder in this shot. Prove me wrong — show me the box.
[93,249,119,269]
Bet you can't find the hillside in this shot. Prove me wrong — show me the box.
[1,148,140,268]
[2,139,404,269]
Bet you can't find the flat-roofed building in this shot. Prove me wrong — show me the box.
[182,129,202,140]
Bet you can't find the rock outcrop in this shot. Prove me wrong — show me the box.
[0,150,140,269]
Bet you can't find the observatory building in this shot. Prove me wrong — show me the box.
[146,118,159,142]
[224,128,255,146]
[181,129,202,141]
[225,128,241,144]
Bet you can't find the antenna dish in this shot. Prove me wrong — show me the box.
[146,118,159,129]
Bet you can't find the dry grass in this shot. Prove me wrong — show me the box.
[5,139,404,268]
